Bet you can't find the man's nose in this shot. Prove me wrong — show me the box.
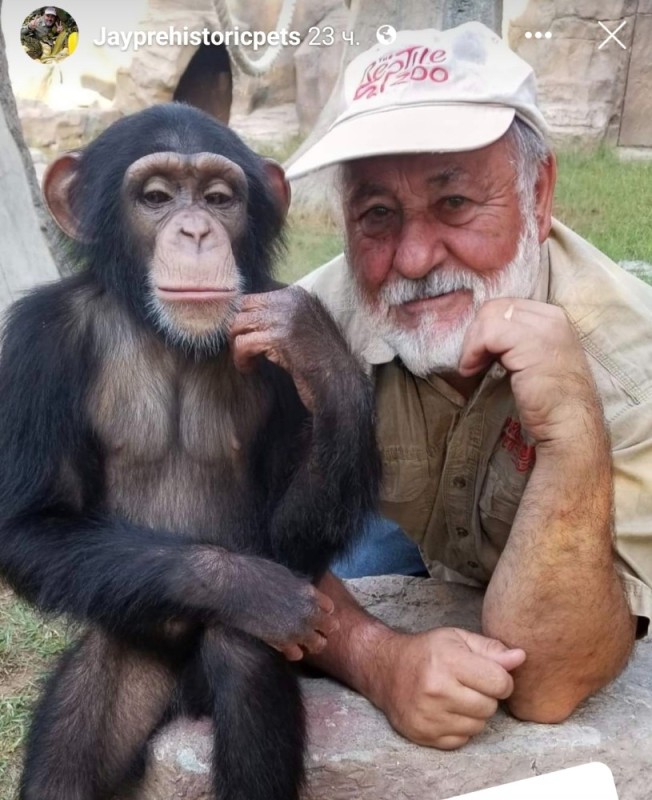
[393,217,447,279]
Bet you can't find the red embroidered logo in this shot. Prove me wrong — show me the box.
[500,417,536,473]
[353,46,449,101]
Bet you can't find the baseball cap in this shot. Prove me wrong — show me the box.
[44,7,57,15]
[286,22,549,179]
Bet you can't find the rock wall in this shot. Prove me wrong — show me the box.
[112,0,345,117]
[508,0,645,146]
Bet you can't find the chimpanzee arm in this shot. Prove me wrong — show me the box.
[0,286,333,650]
[232,287,381,576]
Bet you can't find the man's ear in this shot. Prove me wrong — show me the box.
[43,152,84,239]
[535,153,556,243]
[264,159,291,221]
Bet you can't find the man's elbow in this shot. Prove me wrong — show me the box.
[506,691,587,724]
[507,642,637,723]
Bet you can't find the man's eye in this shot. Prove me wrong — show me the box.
[363,206,392,221]
[444,196,468,209]
[143,190,172,205]
[359,205,398,236]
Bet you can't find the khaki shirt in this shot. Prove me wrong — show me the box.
[299,220,652,625]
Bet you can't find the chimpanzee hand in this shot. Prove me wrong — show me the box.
[230,286,354,414]
[224,553,338,661]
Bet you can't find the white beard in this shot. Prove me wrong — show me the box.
[351,213,542,377]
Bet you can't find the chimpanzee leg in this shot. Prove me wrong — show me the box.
[20,629,179,800]
[202,628,305,800]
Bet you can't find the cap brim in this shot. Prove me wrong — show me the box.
[286,104,515,180]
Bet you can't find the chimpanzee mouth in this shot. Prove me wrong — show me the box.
[156,287,239,302]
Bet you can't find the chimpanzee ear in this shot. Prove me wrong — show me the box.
[263,159,291,221]
[43,152,84,240]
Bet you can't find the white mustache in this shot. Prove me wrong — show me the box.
[378,268,483,307]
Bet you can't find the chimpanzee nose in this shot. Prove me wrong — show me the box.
[180,214,211,244]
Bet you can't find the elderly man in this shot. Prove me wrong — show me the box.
[285,22,652,750]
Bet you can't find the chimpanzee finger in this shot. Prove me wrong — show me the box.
[314,588,335,615]
[300,630,329,654]
[273,643,305,661]
[231,332,286,374]
[230,307,273,337]
[237,293,277,313]
[314,612,339,638]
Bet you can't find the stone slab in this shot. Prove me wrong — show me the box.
[132,576,652,799]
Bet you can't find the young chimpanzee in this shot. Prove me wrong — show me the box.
[0,104,380,800]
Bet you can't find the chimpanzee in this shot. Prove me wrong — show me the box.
[0,104,380,800]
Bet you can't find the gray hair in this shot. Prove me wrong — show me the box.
[505,117,551,210]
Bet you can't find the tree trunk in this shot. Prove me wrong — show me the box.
[0,0,60,314]
[286,0,503,211]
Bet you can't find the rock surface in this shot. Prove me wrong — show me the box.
[619,9,652,147]
[18,102,121,153]
[130,576,652,800]
[294,5,349,133]
[508,0,643,146]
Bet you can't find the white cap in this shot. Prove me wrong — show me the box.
[44,7,57,15]
[286,22,549,179]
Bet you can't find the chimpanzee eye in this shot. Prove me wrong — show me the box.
[143,190,172,205]
[204,191,233,207]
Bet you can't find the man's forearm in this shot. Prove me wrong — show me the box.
[482,412,635,722]
[309,571,394,705]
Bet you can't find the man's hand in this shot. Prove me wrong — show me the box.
[458,298,599,446]
[309,572,525,750]
[370,628,525,749]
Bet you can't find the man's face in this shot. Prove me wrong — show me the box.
[44,14,56,26]
[342,136,546,376]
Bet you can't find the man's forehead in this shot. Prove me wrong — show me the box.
[343,149,503,196]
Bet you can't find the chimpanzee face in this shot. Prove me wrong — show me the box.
[123,151,250,352]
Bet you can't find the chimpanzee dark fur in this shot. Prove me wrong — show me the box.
[0,104,380,800]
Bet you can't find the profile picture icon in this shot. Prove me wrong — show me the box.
[20,6,78,64]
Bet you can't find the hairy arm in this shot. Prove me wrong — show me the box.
[231,286,381,576]
[459,298,636,721]
[310,572,525,749]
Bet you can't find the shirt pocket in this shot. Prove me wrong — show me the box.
[478,461,523,553]
[379,449,431,541]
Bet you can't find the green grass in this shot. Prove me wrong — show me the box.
[0,591,67,799]
[0,694,32,794]
[554,148,652,268]
[278,213,344,284]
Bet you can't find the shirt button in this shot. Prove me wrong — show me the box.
[452,476,467,488]
[467,560,479,569]
[456,527,469,538]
